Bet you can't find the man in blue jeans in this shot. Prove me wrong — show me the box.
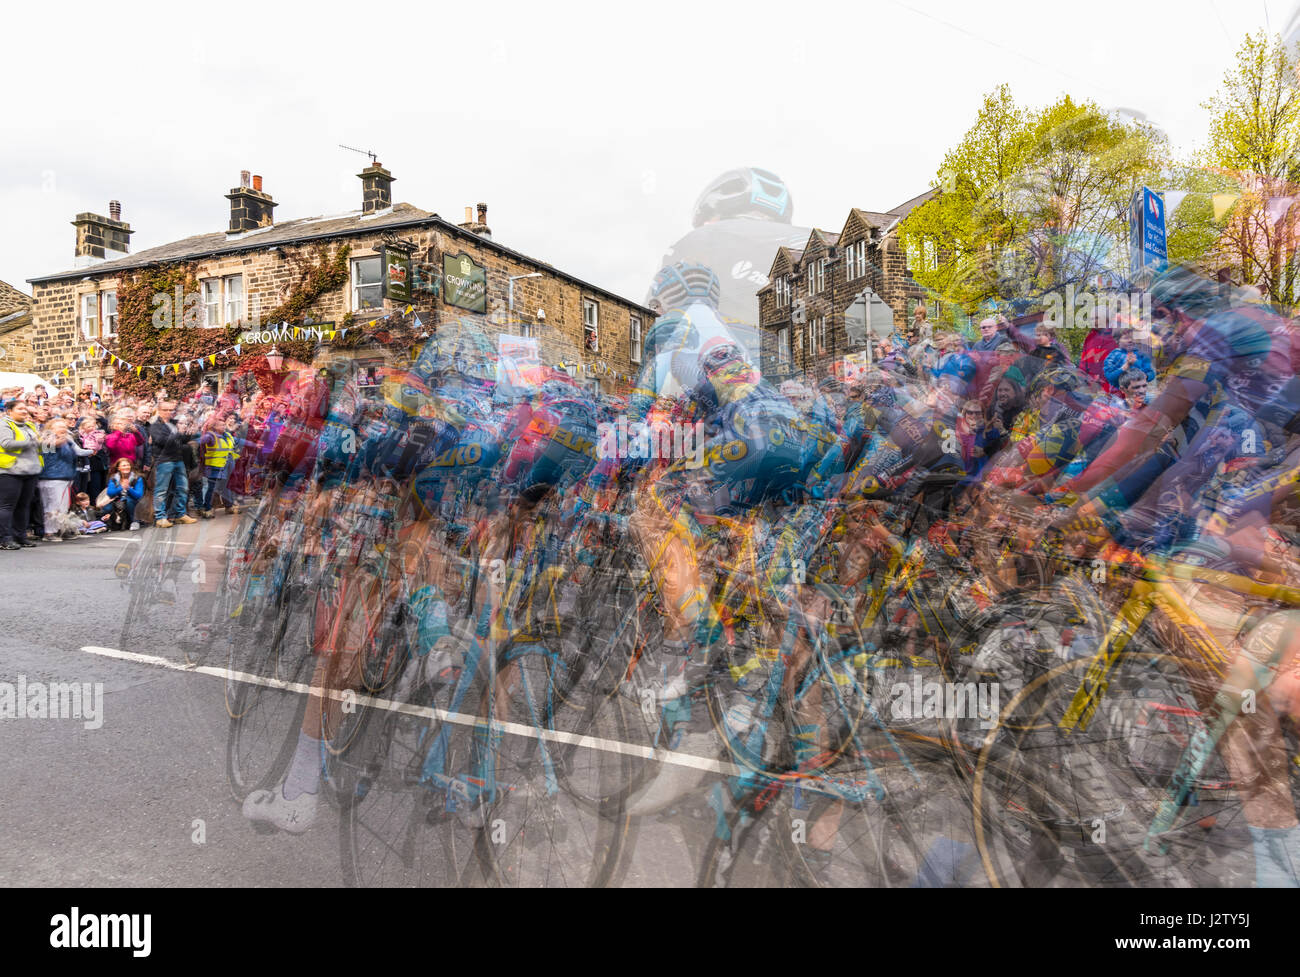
[147,401,198,528]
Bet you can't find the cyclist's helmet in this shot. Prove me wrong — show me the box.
[649,263,722,312]
[641,312,700,361]
[1148,264,1223,321]
[692,167,793,227]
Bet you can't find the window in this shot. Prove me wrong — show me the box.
[103,291,118,337]
[781,275,793,308]
[777,326,791,364]
[630,315,642,364]
[352,256,383,311]
[583,298,599,352]
[223,275,244,325]
[201,279,222,328]
[847,240,867,280]
[80,293,98,340]
[809,316,826,354]
[807,259,826,294]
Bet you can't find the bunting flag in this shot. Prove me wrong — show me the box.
[53,311,407,384]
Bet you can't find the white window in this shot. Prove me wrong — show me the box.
[819,259,827,293]
[777,326,790,364]
[781,275,791,307]
[630,315,642,364]
[583,298,599,352]
[811,316,827,353]
[201,279,222,327]
[223,275,244,325]
[103,291,118,337]
[856,241,866,278]
[352,256,383,311]
[845,245,856,280]
[805,264,816,296]
[80,293,98,339]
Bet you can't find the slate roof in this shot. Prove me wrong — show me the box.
[28,203,654,316]
[0,280,32,317]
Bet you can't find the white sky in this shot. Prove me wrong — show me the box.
[2,0,1297,304]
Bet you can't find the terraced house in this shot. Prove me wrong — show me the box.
[26,166,653,395]
[756,191,937,378]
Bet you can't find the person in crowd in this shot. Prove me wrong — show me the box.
[147,401,198,528]
[1102,326,1156,390]
[101,457,144,532]
[77,416,109,504]
[0,398,42,550]
[199,412,242,517]
[1079,305,1119,392]
[38,417,94,541]
[970,315,1008,352]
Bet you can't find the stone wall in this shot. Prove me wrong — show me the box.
[30,220,648,394]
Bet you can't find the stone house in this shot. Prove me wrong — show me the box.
[0,280,36,375]
[756,190,937,378]
[26,166,653,395]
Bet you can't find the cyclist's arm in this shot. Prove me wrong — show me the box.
[1066,375,1208,494]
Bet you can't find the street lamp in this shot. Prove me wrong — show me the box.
[265,345,284,372]
[508,273,543,336]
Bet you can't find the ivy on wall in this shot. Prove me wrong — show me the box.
[109,244,354,397]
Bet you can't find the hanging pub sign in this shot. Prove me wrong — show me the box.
[383,247,412,303]
[443,251,487,313]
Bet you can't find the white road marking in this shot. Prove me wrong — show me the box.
[79,644,742,776]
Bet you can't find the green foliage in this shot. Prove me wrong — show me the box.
[1197,30,1300,309]
[900,86,1167,315]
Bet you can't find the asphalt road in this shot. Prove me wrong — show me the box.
[0,516,1258,887]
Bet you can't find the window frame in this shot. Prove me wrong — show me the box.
[201,279,222,328]
[629,314,642,364]
[351,255,384,312]
[80,293,98,340]
[222,274,244,326]
[582,298,599,353]
[777,326,791,365]
[103,290,118,338]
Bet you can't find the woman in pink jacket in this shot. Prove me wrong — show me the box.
[105,411,145,470]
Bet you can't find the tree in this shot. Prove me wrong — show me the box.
[1198,30,1300,308]
[900,87,1167,314]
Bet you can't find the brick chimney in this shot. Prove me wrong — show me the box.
[358,162,394,215]
[458,202,492,238]
[72,201,132,267]
[226,172,277,233]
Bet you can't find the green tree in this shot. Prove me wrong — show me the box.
[901,88,1166,313]
[1198,30,1300,308]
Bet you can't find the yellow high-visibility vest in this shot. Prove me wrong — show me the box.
[203,433,239,469]
[0,419,41,470]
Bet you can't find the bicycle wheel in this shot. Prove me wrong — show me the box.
[225,589,316,803]
[337,690,456,887]
[469,640,631,887]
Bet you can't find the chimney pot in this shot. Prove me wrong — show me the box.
[240,170,251,188]
[477,202,488,224]
[109,200,121,222]
[253,174,263,192]
[464,206,473,223]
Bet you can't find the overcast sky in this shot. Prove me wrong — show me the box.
[3,0,1297,304]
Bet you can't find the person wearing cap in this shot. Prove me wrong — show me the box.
[0,399,43,549]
